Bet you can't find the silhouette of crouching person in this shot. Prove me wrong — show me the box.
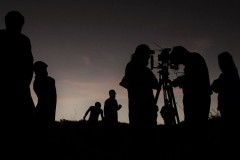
[83,102,104,126]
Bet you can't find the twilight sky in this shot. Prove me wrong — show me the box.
[1,0,240,124]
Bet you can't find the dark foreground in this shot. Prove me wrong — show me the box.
[2,117,238,160]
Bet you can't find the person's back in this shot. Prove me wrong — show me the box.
[183,52,211,124]
[33,61,57,125]
[170,46,211,125]
[170,46,211,159]
[0,11,34,123]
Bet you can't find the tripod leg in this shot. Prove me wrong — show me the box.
[168,86,180,124]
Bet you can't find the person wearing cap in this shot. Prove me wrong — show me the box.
[119,44,159,160]
[33,61,57,127]
[120,44,159,128]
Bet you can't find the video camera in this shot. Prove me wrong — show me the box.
[150,48,178,74]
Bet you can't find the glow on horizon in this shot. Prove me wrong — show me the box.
[30,60,219,125]
[31,75,188,124]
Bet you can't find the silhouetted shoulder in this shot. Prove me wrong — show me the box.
[19,33,31,43]
[191,52,206,63]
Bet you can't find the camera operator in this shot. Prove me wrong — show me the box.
[169,46,212,158]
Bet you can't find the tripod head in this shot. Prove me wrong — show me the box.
[150,48,172,81]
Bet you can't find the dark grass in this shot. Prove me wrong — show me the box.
[3,117,233,160]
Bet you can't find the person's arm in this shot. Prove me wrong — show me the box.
[100,109,104,120]
[118,104,122,110]
[83,108,91,120]
[211,74,224,93]
[24,37,34,86]
[103,100,107,117]
[171,75,186,88]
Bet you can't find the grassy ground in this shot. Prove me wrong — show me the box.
[4,117,233,160]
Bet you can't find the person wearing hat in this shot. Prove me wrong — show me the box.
[120,44,159,128]
[119,44,159,160]
[33,61,57,127]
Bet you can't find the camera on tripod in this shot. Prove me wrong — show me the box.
[150,48,178,75]
[150,47,180,125]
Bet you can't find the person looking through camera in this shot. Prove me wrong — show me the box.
[169,46,212,158]
[170,46,211,126]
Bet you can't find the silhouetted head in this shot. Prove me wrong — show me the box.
[5,10,25,33]
[109,89,116,98]
[33,61,48,77]
[218,51,236,73]
[95,102,101,108]
[170,46,189,67]
[135,44,155,55]
[132,44,154,66]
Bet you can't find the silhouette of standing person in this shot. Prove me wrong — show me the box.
[120,44,159,128]
[33,61,57,159]
[170,46,212,159]
[104,89,122,126]
[33,61,57,127]
[0,10,35,159]
[211,52,240,155]
[211,52,240,129]
[0,10,35,124]
[83,102,104,125]
[120,44,159,160]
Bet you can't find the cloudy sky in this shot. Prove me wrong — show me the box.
[1,0,240,124]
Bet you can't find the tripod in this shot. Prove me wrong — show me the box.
[151,55,180,125]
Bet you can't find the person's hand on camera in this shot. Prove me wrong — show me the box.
[171,79,179,87]
[171,76,184,88]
